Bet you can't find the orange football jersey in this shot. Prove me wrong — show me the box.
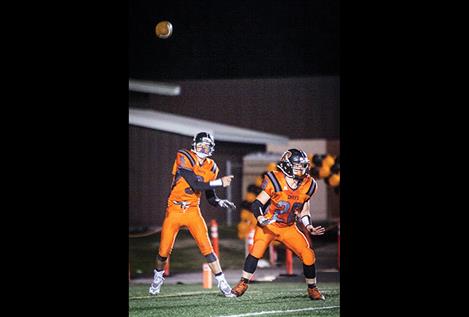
[167,149,219,206]
[261,170,317,226]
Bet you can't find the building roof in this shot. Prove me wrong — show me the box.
[129,108,289,145]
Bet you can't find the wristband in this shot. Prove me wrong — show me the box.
[209,179,223,186]
[301,215,311,227]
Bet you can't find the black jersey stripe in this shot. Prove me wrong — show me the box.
[267,171,282,192]
[306,179,317,196]
[211,162,218,173]
[178,150,196,167]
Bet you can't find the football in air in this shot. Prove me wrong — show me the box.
[155,21,173,39]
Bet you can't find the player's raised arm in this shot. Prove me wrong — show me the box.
[179,168,234,191]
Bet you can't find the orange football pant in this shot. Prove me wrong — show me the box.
[250,223,316,265]
[158,204,213,257]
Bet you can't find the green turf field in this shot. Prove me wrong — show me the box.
[129,282,339,317]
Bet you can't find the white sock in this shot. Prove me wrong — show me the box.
[154,269,164,278]
[215,273,225,282]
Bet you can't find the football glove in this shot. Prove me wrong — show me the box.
[218,199,236,209]
[257,214,277,226]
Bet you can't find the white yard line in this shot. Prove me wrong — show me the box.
[212,306,340,317]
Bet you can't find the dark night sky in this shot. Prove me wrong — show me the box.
[129,0,339,80]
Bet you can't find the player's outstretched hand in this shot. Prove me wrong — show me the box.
[306,225,325,235]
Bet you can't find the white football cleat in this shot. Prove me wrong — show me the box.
[217,277,236,297]
[149,270,165,295]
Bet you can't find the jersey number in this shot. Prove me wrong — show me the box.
[273,201,303,224]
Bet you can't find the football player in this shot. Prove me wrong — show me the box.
[231,149,326,300]
[149,132,236,297]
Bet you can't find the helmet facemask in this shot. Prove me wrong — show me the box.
[292,162,309,178]
[192,133,215,159]
[277,149,310,180]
